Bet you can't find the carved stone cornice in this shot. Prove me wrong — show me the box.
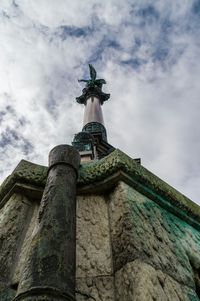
[0,149,200,229]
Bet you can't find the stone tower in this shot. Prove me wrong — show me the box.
[0,65,200,301]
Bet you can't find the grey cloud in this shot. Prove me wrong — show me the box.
[0,127,34,156]
[0,0,200,205]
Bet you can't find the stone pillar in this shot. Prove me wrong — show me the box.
[13,145,80,301]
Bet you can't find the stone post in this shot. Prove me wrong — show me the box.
[13,145,80,301]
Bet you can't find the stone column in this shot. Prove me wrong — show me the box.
[83,96,104,126]
[13,145,80,301]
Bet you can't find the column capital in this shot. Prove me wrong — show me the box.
[48,145,80,175]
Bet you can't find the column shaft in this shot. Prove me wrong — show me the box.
[13,145,80,301]
[83,96,104,126]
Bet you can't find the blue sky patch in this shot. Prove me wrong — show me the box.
[121,58,145,70]
[57,25,93,40]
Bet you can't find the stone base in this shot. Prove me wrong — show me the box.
[12,287,75,301]
[115,260,199,301]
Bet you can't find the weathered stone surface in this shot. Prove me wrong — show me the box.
[13,296,61,301]
[109,181,200,289]
[1,149,200,228]
[0,194,30,279]
[12,288,74,301]
[76,276,114,301]
[15,145,80,301]
[76,194,112,278]
[0,160,47,206]
[12,202,39,285]
[0,284,16,301]
[0,193,33,299]
[1,149,200,300]
[114,260,199,301]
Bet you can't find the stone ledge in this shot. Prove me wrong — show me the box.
[0,149,200,228]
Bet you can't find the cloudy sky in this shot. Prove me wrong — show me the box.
[0,0,200,204]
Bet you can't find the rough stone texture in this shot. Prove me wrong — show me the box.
[0,285,16,301]
[1,150,200,300]
[109,181,200,294]
[76,194,114,300]
[1,149,200,227]
[115,260,199,301]
[76,276,114,301]
[0,193,34,300]
[0,160,47,205]
[15,145,80,301]
[12,289,74,301]
[76,195,112,278]
[12,202,39,285]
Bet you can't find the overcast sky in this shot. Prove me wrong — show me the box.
[0,0,200,204]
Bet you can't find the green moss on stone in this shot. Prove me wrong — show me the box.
[0,149,200,228]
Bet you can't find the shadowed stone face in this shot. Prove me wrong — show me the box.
[0,194,33,301]
[13,145,80,301]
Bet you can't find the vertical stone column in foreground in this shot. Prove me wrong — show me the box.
[13,145,80,301]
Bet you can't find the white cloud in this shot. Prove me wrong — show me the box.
[0,0,200,205]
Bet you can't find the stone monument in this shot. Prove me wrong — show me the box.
[0,65,200,301]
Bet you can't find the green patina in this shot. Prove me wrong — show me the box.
[0,149,200,230]
[76,64,110,105]
[187,291,199,301]
[78,64,106,90]
[114,183,200,298]
[0,150,200,299]
[82,122,108,142]
[0,288,15,301]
